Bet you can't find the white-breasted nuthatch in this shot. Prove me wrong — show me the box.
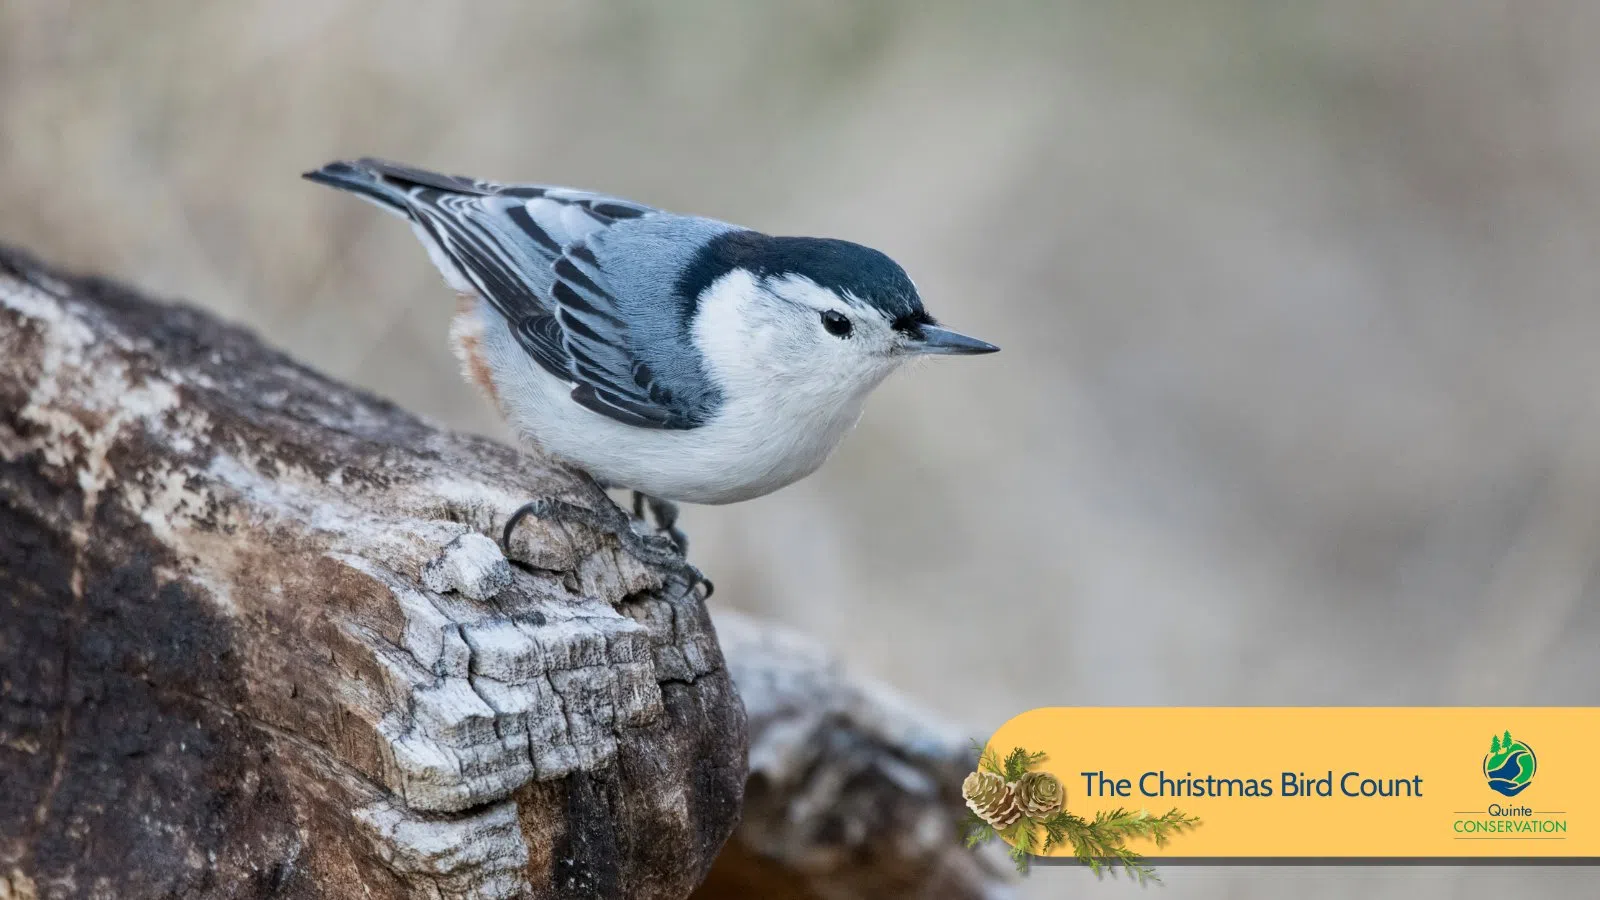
[306,158,997,592]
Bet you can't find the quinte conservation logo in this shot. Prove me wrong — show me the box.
[1452,728,1563,838]
[1482,730,1537,798]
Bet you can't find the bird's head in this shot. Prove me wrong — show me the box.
[681,232,997,407]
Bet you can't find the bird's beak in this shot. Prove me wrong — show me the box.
[908,324,1000,356]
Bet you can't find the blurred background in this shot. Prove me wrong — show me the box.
[4,1,1599,896]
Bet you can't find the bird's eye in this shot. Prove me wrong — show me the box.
[820,310,853,338]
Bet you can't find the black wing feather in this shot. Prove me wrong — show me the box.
[540,236,706,429]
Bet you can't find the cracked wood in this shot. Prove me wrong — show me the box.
[0,246,745,900]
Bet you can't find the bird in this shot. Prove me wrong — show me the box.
[305,158,998,595]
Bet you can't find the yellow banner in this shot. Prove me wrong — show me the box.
[986,707,1600,859]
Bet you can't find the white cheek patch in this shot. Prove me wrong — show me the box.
[692,270,762,384]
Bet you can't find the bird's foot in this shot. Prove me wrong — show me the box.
[503,486,711,599]
[632,492,689,554]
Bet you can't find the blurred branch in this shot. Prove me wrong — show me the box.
[699,612,1016,900]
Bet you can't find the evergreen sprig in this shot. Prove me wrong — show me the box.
[1039,807,1202,885]
[1006,817,1038,870]
[1003,746,1048,781]
[962,810,997,848]
[962,744,1202,884]
[972,740,1006,777]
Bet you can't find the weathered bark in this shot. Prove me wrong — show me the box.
[0,245,1013,900]
[0,246,746,899]
[698,613,1015,900]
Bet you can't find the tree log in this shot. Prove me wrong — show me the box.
[0,246,746,899]
[0,245,1013,900]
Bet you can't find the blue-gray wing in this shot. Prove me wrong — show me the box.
[331,158,706,430]
[532,241,706,429]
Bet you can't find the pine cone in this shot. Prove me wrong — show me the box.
[962,770,1021,829]
[1013,771,1064,819]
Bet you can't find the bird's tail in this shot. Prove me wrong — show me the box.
[303,157,494,216]
[302,159,414,216]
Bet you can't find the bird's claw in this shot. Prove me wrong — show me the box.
[501,497,606,555]
[618,527,713,599]
[633,492,688,554]
[673,561,714,600]
[502,492,712,600]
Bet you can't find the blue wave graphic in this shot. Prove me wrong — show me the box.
[1486,750,1534,797]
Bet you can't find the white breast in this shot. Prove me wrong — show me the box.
[469,289,877,504]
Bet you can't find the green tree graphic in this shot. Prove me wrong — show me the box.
[1491,735,1501,754]
[1504,729,1514,750]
